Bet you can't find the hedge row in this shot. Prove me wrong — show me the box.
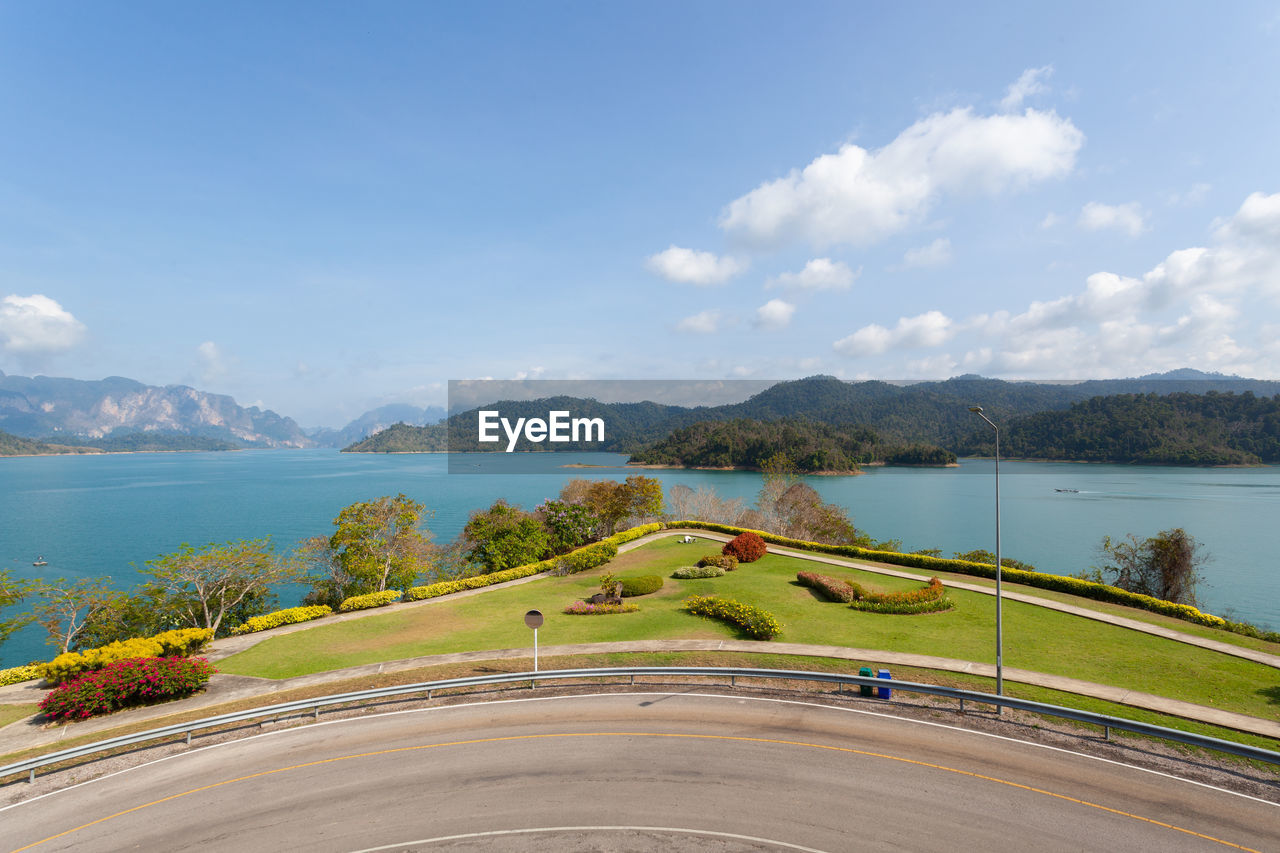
[671,520,1235,633]
[230,605,333,636]
[697,554,738,571]
[563,601,640,615]
[796,571,857,603]
[38,628,214,686]
[848,578,953,614]
[38,656,216,721]
[672,565,726,579]
[684,595,782,640]
[0,663,42,687]
[339,590,403,612]
[619,575,663,597]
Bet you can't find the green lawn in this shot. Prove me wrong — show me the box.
[0,703,37,729]
[218,537,1280,721]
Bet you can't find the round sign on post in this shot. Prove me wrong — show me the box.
[524,609,543,677]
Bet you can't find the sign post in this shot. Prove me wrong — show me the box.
[524,609,544,683]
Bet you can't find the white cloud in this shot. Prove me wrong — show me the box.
[0,294,86,354]
[513,366,546,380]
[901,237,953,269]
[1000,66,1053,112]
[1168,182,1211,207]
[646,246,747,286]
[196,341,231,383]
[676,310,723,334]
[833,310,954,356]
[721,93,1083,249]
[1079,201,1147,237]
[1040,212,1062,229]
[755,299,796,329]
[768,258,858,291]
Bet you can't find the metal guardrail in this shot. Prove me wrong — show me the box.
[3,666,1278,785]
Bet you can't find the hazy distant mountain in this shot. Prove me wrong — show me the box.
[308,403,447,447]
[0,371,313,448]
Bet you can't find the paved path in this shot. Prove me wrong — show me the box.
[4,530,1277,757]
[6,694,1277,852]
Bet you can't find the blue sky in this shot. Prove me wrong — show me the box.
[1,1,1278,426]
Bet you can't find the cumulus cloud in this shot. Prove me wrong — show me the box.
[676,310,723,334]
[901,237,953,269]
[1000,66,1053,112]
[720,95,1083,249]
[196,341,231,383]
[833,310,954,356]
[768,258,858,291]
[0,294,86,354]
[646,246,747,285]
[1079,201,1147,237]
[755,299,796,329]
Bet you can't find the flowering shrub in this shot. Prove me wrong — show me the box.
[339,590,403,612]
[39,628,214,686]
[848,578,953,614]
[673,521,1240,633]
[684,595,781,640]
[619,575,663,597]
[38,656,216,721]
[0,663,42,686]
[563,600,640,615]
[722,532,767,563]
[672,565,725,579]
[796,571,858,603]
[697,554,738,571]
[230,605,333,636]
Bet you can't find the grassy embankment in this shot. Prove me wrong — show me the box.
[217,537,1280,723]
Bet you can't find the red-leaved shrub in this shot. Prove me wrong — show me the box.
[39,656,216,722]
[722,531,767,563]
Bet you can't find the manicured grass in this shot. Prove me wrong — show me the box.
[0,703,37,730]
[218,537,1280,721]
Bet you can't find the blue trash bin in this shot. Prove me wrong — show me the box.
[877,668,891,699]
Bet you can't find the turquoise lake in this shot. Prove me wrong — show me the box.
[2,450,1278,666]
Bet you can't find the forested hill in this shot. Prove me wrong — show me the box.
[344,421,449,452]
[0,429,100,456]
[961,392,1280,464]
[628,418,956,471]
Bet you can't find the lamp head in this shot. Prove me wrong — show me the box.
[968,406,983,413]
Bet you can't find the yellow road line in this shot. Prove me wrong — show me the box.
[10,732,1264,853]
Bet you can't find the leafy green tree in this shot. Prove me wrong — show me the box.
[143,538,298,635]
[583,475,663,535]
[1096,528,1206,605]
[75,586,183,649]
[314,494,436,602]
[463,500,551,572]
[0,570,35,655]
[32,577,120,653]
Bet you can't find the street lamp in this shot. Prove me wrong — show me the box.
[968,406,1003,710]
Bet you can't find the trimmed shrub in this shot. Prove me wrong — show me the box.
[39,628,214,686]
[563,601,640,615]
[0,663,42,687]
[619,575,663,597]
[672,565,725,579]
[722,531,767,563]
[797,571,858,603]
[230,605,333,636]
[339,589,403,612]
[38,656,216,722]
[684,595,781,640]
[611,522,664,545]
[697,554,738,571]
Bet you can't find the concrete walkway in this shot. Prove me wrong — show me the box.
[4,530,1278,759]
[3,637,1278,760]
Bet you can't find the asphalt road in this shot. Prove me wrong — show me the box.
[3,693,1277,852]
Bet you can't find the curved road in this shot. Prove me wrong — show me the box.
[4,693,1277,852]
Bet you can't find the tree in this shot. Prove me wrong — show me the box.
[580,475,663,535]
[463,500,551,572]
[1096,528,1206,605]
[0,569,34,655]
[324,494,436,597]
[32,577,120,654]
[535,499,600,555]
[143,538,299,635]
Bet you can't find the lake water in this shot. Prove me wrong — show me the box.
[2,450,1278,666]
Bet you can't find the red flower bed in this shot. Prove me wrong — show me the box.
[39,656,216,722]
[722,531,767,563]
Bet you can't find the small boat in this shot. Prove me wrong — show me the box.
[32,555,48,566]
[1054,488,1079,494]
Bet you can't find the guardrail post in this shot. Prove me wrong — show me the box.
[29,768,35,784]
[427,689,432,700]
[313,706,320,720]
[186,731,192,745]
[959,698,965,714]
[1104,725,1110,741]
[730,675,735,688]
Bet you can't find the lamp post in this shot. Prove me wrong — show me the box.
[968,406,1003,710]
